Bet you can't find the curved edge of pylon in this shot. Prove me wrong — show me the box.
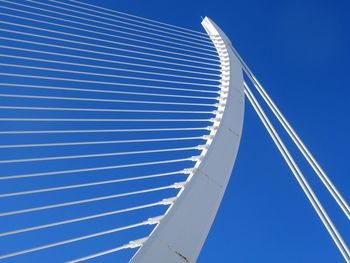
[130,17,245,263]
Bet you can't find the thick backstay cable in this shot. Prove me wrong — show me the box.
[244,83,350,262]
[228,37,350,221]
[210,27,349,260]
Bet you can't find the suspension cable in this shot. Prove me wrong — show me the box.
[0,20,220,67]
[0,201,168,237]
[0,54,220,83]
[0,146,200,164]
[24,0,214,51]
[0,44,221,77]
[0,127,210,135]
[67,0,207,37]
[0,73,219,94]
[0,31,221,72]
[68,242,140,263]
[0,62,221,87]
[0,183,182,217]
[0,217,161,260]
[0,3,218,56]
[0,157,197,180]
[0,5,220,262]
[29,0,213,45]
[0,136,205,149]
[20,0,214,49]
[64,0,208,38]
[0,106,216,114]
[0,170,186,198]
[0,118,215,122]
[0,11,219,63]
[0,93,218,107]
[37,0,216,52]
[0,83,218,99]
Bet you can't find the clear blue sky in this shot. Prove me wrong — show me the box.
[98,0,350,262]
[0,0,349,262]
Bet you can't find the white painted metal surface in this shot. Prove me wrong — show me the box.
[130,17,245,263]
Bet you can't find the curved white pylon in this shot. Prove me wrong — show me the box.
[130,17,245,263]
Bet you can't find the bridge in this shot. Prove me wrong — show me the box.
[0,1,348,262]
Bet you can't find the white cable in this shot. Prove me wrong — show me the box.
[0,62,220,87]
[230,43,350,221]
[0,31,221,72]
[253,78,350,219]
[0,84,218,99]
[0,146,200,164]
[0,118,215,122]
[49,0,209,41]
[0,3,217,56]
[0,73,219,94]
[68,0,207,37]
[0,201,170,237]
[0,183,181,216]
[0,136,205,149]
[0,54,220,83]
[0,11,219,63]
[0,5,217,261]
[22,0,214,49]
[0,170,185,198]
[31,0,213,45]
[0,106,215,114]
[0,44,220,77]
[0,93,217,107]
[65,0,209,37]
[0,218,155,260]
[67,243,137,263]
[19,0,214,51]
[0,127,210,135]
[2,20,217,68]
[244,83,350,262]
[0,157,196,180]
